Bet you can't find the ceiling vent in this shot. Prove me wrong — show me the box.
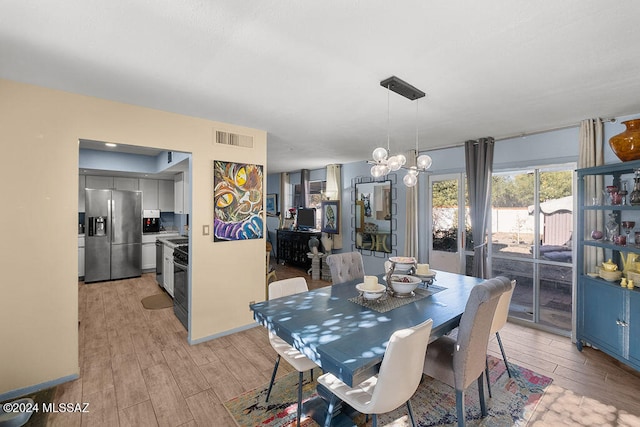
[215,130,253,148]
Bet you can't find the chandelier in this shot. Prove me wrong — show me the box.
[368,76,432,187]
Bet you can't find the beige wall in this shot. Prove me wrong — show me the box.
[0,79,267,395]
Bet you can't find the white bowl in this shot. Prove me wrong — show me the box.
[356,283,387,300]
[388,274,421,294]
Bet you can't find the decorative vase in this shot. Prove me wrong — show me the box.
[609,119,640,162]
[605,213,619,242]
[630,170,640,206]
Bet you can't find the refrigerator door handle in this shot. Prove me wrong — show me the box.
[109,198,114,242]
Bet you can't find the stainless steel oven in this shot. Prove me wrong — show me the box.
[173,245,188,330]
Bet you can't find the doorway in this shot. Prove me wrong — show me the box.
[427,173,469,274]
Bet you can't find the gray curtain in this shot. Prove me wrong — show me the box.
[465,137,495,279]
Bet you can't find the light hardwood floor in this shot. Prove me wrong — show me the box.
[46,265,640,426]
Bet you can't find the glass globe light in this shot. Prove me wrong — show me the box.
[372,147,388,162]
[407,166,419,176]
[397,154,407,166]
[387,155,402,171]
[417,154,432,170]
[371,165,384,178]
[403,173,418,187]
[379,164,390,176]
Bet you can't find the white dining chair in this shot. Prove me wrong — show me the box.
[326,252,365,284]
[422,276,512,427]
[265,277,319,427]
[318,318,433,427]
[485,279,516,397]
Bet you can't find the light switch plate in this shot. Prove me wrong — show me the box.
[203,225,210,235]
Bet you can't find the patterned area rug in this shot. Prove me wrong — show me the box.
[223,355,552,427]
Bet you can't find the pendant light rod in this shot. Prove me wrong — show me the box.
[380,76,425,101]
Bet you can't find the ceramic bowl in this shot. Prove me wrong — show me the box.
[388,274,421,294]
[355,283,386,300]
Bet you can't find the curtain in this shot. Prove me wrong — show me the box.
[465,137,495,279]
[578,119,604,272]
[404,149,419,258]
[325,164,343,249]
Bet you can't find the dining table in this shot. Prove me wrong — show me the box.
[250,270,484,425]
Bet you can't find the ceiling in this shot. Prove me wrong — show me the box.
[3,1,640,174]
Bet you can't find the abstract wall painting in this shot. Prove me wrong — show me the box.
[213,160,264,241]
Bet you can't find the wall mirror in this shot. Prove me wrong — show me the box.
[355,180,392,253]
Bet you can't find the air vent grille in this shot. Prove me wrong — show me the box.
[215,130,253,148]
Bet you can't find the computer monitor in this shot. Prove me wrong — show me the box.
[296,208,316,231]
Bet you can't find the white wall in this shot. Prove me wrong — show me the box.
[0,79,267,397]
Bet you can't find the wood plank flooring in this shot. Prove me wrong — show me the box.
[45,265,640,426]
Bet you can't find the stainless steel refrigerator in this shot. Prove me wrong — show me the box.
[85,189,142,283]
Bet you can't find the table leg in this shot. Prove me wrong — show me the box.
[303,383,359,427]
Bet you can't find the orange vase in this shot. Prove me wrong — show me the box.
[609,119,640,162]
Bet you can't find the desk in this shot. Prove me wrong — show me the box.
[251,271,483,387]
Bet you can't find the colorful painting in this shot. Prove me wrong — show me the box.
[213,161,264,241]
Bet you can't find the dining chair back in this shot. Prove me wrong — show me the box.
[266,277,319,427]
[318,318,433,427]
[422,276,512,427]
[326,252,365,284]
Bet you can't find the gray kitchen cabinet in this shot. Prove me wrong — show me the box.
[85,175,113,189]
[142,234,157,270]
[140,178,159,210]
[114,177,139,191]
[158,180,174,212]
[174,172,188,214]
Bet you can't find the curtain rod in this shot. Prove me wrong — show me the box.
[427,117,617,151]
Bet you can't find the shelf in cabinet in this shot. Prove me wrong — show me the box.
[582,240,640,253]
[583,205,640,210]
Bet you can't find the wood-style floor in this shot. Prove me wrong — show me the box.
[45,264,640,426]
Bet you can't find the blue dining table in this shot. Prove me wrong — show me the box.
[250,270,484,425]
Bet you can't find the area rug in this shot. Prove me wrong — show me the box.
[223,355,552,427]
[141,293,173,309]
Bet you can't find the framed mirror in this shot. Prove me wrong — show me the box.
[355,180,392,253]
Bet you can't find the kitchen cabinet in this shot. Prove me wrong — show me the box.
[142,234,158,270]
[85,175,113,190]
[140,178,159,210]
[576,160,640,373]
[78,175,86,212]
[158,180,174,212]
[174,172,189,214]
[163,245,175,297]
[78,236,85,278]
[114,177,139,191]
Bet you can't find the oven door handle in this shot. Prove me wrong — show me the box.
[173,260,189,269]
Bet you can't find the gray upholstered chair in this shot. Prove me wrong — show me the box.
[326,252,365,284]
[485,279,516,398]
[266,277,319,427]
[318,318,433,427]
[422,276,512,427]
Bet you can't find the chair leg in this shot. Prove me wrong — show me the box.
[485,356,492,398]
[297,371,303,427]
[265,355,281,402]
[477,374,487,417]
[372,414,377,427]
[407,400,416,427]
[496,332,512,378]
[455,389,466,427]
